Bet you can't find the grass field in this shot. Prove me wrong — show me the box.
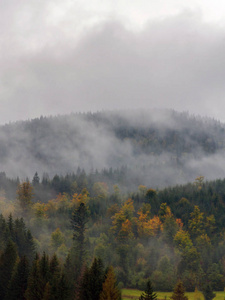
[122,289,225,300]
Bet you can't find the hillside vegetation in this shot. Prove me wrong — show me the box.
[0,110,225,298]
[1,109,225,188]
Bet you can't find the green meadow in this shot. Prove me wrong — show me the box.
[122,289,225,300]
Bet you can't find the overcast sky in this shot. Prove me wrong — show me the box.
[1,0,225,124]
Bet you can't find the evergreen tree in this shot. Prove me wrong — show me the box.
[6,256,29,300]
[171,281,188,300]
[25,254,43,300]
[139,280,157,300]
[39,252,50,292]
[42,282,51,300]
[74,264,88,300]
[70,202,89,279]
[88,258,105,300]
[49,253,60,281]
[14,218,35,262]
[99,266,121,300]
[202,283,216,300]
[79,258,105,300]
[25,229,36,263]
[8,213,15,241]
[55,274,70,300]
[0,214,7,250]
[32,172,40,186]
[64,253,76,297]
[48,253,61,298]
[0,239,18,299]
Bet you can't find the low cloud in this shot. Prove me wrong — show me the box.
[1,9,225,123]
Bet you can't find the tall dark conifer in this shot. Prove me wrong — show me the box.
[139,280,157,300]
[25,254,43,300]
[0,239,18,299]
[171,281,188,300]
[70,202,89,280]
[39,252,50,292]
[202,283,216,300]
[80,258,105,300]
[6,256,29,300]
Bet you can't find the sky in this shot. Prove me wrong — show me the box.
[1,0,225,124]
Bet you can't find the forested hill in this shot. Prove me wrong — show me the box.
[1,109,225,188]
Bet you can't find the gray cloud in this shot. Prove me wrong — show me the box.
[1,7,225,123]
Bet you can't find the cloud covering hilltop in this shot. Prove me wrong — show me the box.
[1,110,225,188]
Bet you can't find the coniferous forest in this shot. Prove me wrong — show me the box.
[0,110,225,299]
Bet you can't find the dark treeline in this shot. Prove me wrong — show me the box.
[0,212,121,300]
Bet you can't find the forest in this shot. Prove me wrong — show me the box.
[0,110,225,299]
[0,169,225,299]
[1,109,225,187]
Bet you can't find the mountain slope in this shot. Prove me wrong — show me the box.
[1,109,225,187]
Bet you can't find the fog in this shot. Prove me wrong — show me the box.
[0,110,225,189]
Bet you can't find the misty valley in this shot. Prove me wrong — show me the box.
[0,110,225,300]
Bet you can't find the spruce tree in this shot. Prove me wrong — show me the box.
[70,202,89,280]
[49,253,60,282]
[74,264,88,300]
[6,256,29,300]
[0,239,18,299]
[39,252,50,292]
[0,214,8,250]
[32,172,40,186]
[64,253,76,297]
[25,254,43,300]
[88,258,105,300]
[79,258,105,300]
[42,282,51,300]
[171,281,188,300]
[139,280,157,300]
[202,283,216,300]
[55,274,70,300]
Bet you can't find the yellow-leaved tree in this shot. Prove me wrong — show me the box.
[99,266,121,300]
[17,181,33,211]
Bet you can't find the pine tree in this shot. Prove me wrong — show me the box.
[202,283,216,300]
[87,258,105,300]
[32,172,40,186]
[71,202,89,253]
[74,264,88,300]
[64,253,76,297]
[25,229,36,263]
[39,252,50,292]
[6,256,29,300]
[49,253,60,281]
[0,214,7,250]
[8,213,15,241]
[14,218,35,262]
[55,274,70,300]
[171,281,188,300]
[78,258,105,300]
[25,254,43,300]
[99,266,121,300]
[139,280,157,300]
[42,282,52,300]
[0,239,18,299]
[70,202,89,280]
